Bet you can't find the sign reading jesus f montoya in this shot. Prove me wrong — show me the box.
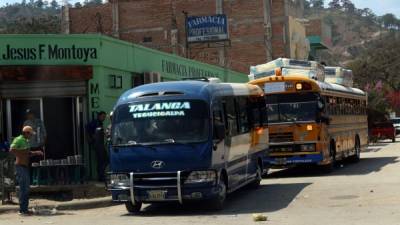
[187,15,229,43]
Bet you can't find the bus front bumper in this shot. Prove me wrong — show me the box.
[109,172,221,204]
[266,152,323,166]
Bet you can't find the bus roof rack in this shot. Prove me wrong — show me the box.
[182,77,221,83]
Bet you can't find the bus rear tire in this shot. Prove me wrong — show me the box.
[125,201,142,214]
[208,175,227,210]
[349,137,361,163]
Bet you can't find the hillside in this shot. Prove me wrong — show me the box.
[0,0,103,34]
[0,2,61,34]
[304,2,398,66]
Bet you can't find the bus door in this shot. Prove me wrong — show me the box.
[223,98,250,187]
[211,100,227,173]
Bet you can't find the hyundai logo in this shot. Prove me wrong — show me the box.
[151,160,165,169]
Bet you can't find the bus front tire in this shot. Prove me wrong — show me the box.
[209,176,227,210]
[125,201,142,214]
[321,143,336,173]
[249,163,262,189]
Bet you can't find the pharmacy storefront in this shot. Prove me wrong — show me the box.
[0,34,247,181]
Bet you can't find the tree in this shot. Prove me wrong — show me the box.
[310,0,324,9]
[303,0,311,10]
[35,0,44,8]
[328,0,341,10]
[381,13,398,29]
[50,0,59,9]
[360,8,377,24]
[84,0,103,6]
[341,0,355,14]
[74,2,83,8]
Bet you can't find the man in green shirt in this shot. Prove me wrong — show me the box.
[10,126,43,216]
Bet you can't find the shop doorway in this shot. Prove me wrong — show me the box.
[7,99,43,138]
[4,97,83,159]
[43,98,75,159]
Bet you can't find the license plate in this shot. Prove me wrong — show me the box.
[276,158,287,165]
[147,190,167,200]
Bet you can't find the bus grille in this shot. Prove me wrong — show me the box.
[132,172,187,188]
[269,132,294,143]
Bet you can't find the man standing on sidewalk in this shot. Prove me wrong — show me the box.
[10,126,43,216]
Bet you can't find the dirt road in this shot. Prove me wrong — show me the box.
[1,140,399,225]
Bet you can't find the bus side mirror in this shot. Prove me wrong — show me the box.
[214,123,225,141]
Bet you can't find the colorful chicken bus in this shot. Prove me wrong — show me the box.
[107,80,268,213]
[249,71,368,171]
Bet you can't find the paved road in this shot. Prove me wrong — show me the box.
[1,140,400,225]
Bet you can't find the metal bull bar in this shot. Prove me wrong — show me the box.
[129,171,183,205]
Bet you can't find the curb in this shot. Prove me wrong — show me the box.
[0,197,117,214]
[55,197,117,211]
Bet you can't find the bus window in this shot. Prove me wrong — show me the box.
[213,108,225,140]
[225,98,238,136]
[237,97,250,134]
[249,97,267,127]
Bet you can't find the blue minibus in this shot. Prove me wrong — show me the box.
[108,80,268,213]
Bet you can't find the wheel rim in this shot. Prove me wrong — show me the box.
[256,166,262,181]
[330,145,335,164]
[219,181,227,201]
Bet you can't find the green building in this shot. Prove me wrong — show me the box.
[0,34,247,179]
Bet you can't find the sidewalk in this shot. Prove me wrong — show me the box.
[0,182,117,214]
[0,196,116,214]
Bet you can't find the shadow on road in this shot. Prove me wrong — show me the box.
[364,142,391,152]
[121,182,311,217]
[267,156,399,178]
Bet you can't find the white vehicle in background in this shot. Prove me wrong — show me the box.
[390,118,400,135]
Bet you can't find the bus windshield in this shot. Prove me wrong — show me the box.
[266,93,318,123]
[112,99,209,145]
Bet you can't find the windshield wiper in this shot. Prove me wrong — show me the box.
[112,141,156,150]
[154,139,196,149]
[280,113,301,127]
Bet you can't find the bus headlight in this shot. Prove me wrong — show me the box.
[109,174,130,187]
[185,171,216,184]
[300,144,316,152]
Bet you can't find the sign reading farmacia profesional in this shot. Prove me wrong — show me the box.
[0,44,97,62]
[187,15,228,43]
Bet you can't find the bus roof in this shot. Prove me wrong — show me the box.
[116,81,263,106]
[316,81,366,96]
[249,75,366,97]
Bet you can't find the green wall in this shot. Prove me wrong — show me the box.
[0,34,248,179]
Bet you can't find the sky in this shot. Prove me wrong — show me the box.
[0,0,399,17]
[333,0,400,17]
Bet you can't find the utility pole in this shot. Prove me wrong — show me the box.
[216,0,225,67]
[62,0,70,34]
[263,0,273,61]
[182,11,189,59]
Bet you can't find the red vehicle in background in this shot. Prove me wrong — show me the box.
[370,122,396,142]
